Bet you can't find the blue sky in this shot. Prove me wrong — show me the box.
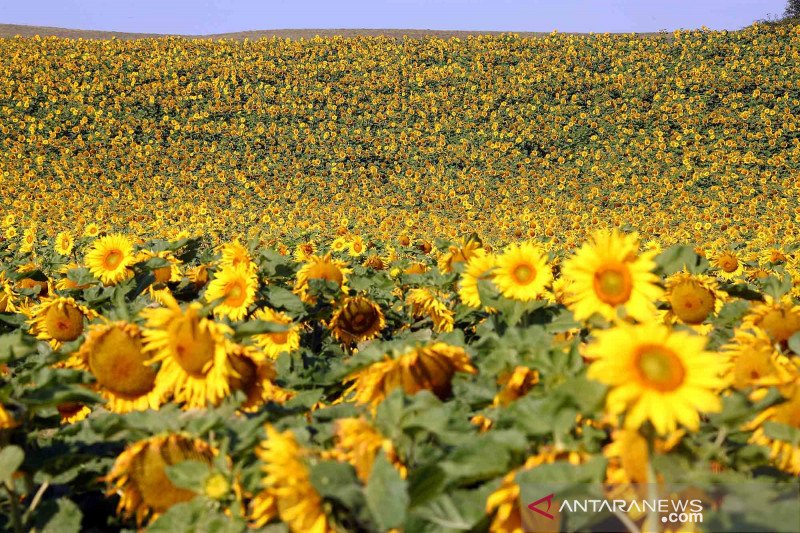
[0,0,787,34]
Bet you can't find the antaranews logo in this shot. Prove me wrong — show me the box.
[527,493,555,520]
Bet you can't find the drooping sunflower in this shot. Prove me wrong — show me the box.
[561,230,663,322]
[54,231,75,256]
[586,322,729,435]
[105,434,216,525]
[85,234,135,285]
[205,264,259,321]
[438,235,483,273]
[343,342,476,406]
[329,296,385,345]
[492,366,539,407]
[603,429,651,485]
[251,307,301,359]
[662,270,726,325]
[713,249,744,280]
[744,388,800,475]
[69,321,164,413]
[227,344,294,412]
[492,241,552,302]
[141,295,234,408]
[57,403,91,424]
[137,250,182,284]
[741,295,800,345]
[406,287,454,332]
[458,248,497,309]
[324,417,406,483]
[294,253,351,304]
[28,296,97,348]
[250,425,332,533]
[722,327,799,399]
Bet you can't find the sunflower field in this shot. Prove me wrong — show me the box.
[1,23,800,533]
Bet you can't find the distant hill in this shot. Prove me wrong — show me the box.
[0,23,665,40]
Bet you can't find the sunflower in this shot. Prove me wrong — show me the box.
[324,417,406,483]
[250,425,332,533]
[252,307,301,359]
[744,388,800,475]
[0,273,16,313]
[492,241,552,302]
[458,249,497,309]
[713,250,744,280]
[138,250,182,284]
[228,344,294,412]
[294,253,351,304]
[329,296,385,345]
[343,342,476,406]
[28,296,97,348]
[347,235,367,257]
[187,264,210,289]
[105,434,216,525]
[604,429,651,485]
[486,449,586,533]
[293,241,316,261]
[20,226,36,254]
[57,403,91,424]
[54,231,75,256]
[141,295,234,408]
[70,322,164,413]
[406,287,454,332]
[492,366,539,407]
[741,295,800,345]
[362,254,385,270]
[205,264,258,321]
[561,230,663,323]
[438,235,483,273]
[83,222,100,237]
[219,239,255,270]
[662,270,726,325]
[586,322,729,435]
[85,234,135,285]
[722,327,799,398]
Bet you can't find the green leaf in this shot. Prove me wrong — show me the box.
[0,445,24,483]
[266,286,305,314]
[366,451,409,531]
[148,497,246,533]
[408,464,447,509]
[30,498,83,533]
[233,319,290,339]
[788,331,800,356]
[165,460,211,492]
[763,421,800,447]
[309,460,363,509]
[655,245,701,275]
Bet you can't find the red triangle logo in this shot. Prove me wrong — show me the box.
[527,493,555,520]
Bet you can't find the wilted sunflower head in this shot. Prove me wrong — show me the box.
[73,321,162,413]
[344,342,476,406]
[330,296,385,345]
[663,270,725,325]
[742,295,800,345]
[142,298,234,408]
[28,296,96,348]
[105,434,216,525]
[85,233,135,285]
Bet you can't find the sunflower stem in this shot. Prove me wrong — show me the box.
[644,435,660,533]
[3,482,23,533]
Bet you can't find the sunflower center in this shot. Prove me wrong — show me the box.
[169,316,216,376]
[512,263,535,285]
[267,330,290,344]
[593,263,633,305]
[104,250,123,269]
[635,345,686,392]
[669,282,715,324]
[225,281,247,307]
[88,327,156,397]
[153,266,172,284]
[759,309,800,343]
[131,442,202,512]
[719,254,738,273]
[44,303,85,342]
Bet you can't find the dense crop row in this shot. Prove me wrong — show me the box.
[0,24,799,533]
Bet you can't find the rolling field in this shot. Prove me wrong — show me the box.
[0,23,799,533]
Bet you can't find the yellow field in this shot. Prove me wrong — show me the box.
[0,24,799,533]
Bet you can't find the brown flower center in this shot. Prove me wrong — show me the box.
[44,302,85,342]
[669,282,715,324]
[635,345,686,392]
[89,327,156,397]
[593,262,633,305]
